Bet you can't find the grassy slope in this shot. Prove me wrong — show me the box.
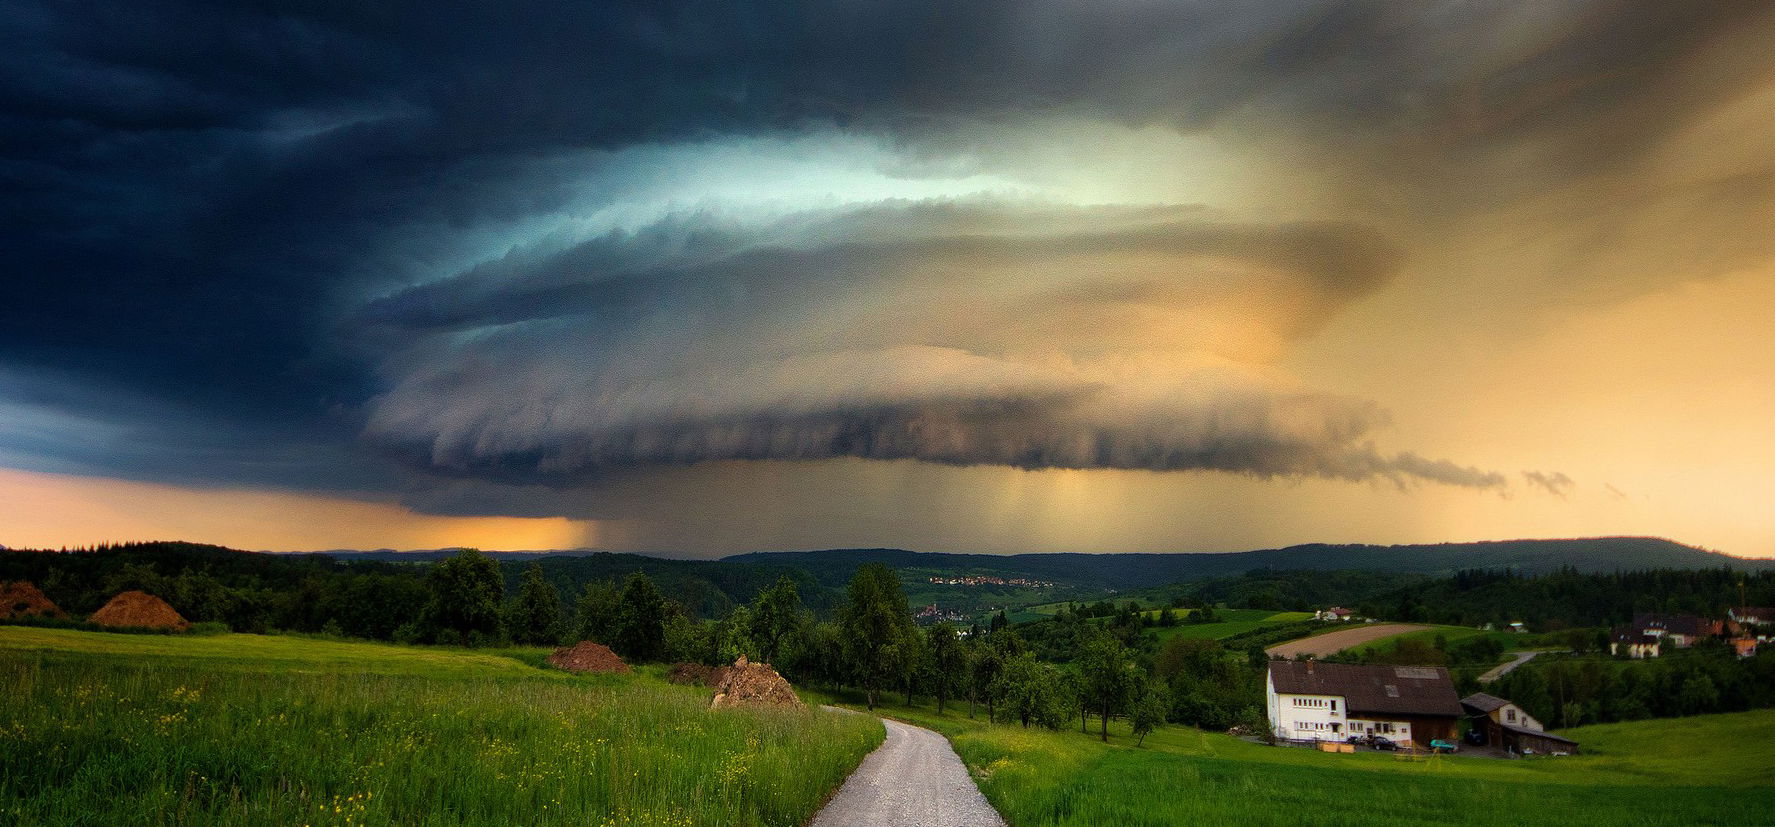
[0,628,882,827]
[814,690,1775,827]
[1147,611,1313,643]
[1339,625,1518,654]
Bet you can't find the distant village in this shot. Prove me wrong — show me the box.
[914,603,970,623]
[925,575,1056,588]
[1609,607,1772,659]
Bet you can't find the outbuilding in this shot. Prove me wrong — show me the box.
[1461,692,1579,755]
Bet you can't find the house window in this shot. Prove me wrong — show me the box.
[1330,700,1338,711]
[1506,710,1516,723]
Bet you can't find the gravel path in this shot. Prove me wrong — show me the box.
[1264,623,1432,658]
[810,714,1007,827]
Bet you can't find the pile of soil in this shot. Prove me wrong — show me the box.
[710,655,802,709]
[666,662,730,687]
[89,590,189,630]
[547,641,631,674]
[0,581,66,620]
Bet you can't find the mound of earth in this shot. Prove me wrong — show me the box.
[548,641,631,674]
[711,655,802,709]
[89,591,189,630]
[0,581,66,620]
[666,662,730,687]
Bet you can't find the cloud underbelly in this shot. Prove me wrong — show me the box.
[357,202,1502,489]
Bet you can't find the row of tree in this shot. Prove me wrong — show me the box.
[1485,644,1775,728]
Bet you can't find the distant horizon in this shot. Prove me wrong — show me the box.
[7,534,1766,562]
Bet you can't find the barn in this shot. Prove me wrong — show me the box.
[1461,692,1579,756]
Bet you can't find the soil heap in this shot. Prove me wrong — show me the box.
[547,641,631,674]
[666,662,730,687]
[89,591,189,630]
[710,655,802,709]
[0,581,67,620]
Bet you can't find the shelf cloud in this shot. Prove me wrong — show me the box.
[4,0,1773,551]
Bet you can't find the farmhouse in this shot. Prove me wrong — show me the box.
[1633,613,1722,647]
[1315,607,1355,622]
[1461,692,1579,755]
[1266,661,1461,748]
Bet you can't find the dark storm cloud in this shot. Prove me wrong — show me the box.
[354,203,1398,335]
[354,202,1509,490]
[4,0,1766,499]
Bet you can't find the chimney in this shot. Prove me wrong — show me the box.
[1306,660,1315,674]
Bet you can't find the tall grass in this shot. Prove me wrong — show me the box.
[0,643,880,826]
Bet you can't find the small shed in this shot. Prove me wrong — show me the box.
[1461,692,1579,755]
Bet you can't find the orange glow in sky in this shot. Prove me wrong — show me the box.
[0,468,599,551]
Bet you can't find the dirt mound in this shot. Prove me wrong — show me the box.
[89,591,189,630]
[547,641,631,674]
[666,662,730,687]
[711,655,802,709]
[0,581,66,620]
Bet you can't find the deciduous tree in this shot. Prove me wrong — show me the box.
[423,548,503,646]
[506,562,563,645]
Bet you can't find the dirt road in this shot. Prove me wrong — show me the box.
[809,715,1006,827]
[1264,623,1431,658]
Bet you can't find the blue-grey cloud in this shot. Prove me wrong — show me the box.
[353,201,1509,489]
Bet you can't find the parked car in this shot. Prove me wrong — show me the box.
[1430,739,1458,753]
[1345,735,1367,745]
[1370,736,1398,751]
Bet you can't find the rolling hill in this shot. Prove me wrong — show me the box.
[723,537,1770,590]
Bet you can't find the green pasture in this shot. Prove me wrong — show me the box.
[816,690,1775,826]
[1147,610,1314,643]
[0,628,882,827]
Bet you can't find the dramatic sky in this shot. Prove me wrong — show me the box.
[4,1,1773,556]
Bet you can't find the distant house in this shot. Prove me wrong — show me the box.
[1626,613,1724,650]
[1729,607,1775,642]
[1461,692,1579,756]
[1731,637,1758,658]
[1315,607,1355,622]
[1266,661,1462,749]
[1609,627,1661,659]
[1507,621,1528,634]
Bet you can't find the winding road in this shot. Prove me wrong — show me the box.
[1478,650,1561,684]
[810,714,1007,827]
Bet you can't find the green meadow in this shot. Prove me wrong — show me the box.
[0,628,882,827]
[1146,610,1314,643]
[815,690,1775,827]
[1340,625,1522,656]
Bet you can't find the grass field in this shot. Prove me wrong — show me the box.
[1341,626,1520,657]
[814,691,1775,826]
[0,628,882,826]
[1147,610,1314,644]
